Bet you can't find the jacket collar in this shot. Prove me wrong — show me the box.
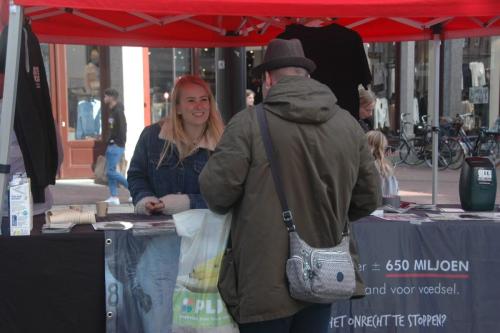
[158,117,217,151]
[264,76,338,124]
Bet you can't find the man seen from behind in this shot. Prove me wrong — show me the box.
[199,39,381,333]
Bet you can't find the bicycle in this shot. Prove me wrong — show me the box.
[384,113,418,167]
[445,114,500,169]
[398,115,453,170]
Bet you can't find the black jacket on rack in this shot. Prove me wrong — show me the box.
[278,23,372,119]
[0,23,58,203]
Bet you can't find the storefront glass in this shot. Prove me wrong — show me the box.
[199,48,216,93]
[66,45,102,141]
[460,37,492,130]
[149,48,192,123]
[365,42,397,133]
[414,40,429,125]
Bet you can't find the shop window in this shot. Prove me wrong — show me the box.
[461,37,491,129]
[366,42,397,133]
[149,48,192,123]
[199,48,215,93]
[246,47,265,105]
[65,45,103,141]
[414,41,429,125]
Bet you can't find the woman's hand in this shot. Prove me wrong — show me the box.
[159,194,190,215]
[135,196,164,215]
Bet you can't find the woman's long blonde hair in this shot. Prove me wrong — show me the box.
[157,75,224,167]
[366,130,393,178]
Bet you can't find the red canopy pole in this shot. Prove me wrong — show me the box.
[430,24,443,205]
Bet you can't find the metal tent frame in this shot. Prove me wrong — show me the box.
[0,2,22,218]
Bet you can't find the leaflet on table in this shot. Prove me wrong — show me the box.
[92,221,133,230]
[411,204,438,210]
[439,207,465,213]
[92,220,176,232]
[42,222,75,234]
[380,214,432,222]
[131,221,177,235]
[379,205,411,213]
[426,212,500,221]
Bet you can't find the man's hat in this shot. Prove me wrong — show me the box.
[251,38,316,77]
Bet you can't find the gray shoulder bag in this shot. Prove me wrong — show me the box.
[255,103,356,303]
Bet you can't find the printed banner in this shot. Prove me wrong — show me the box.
[104,210,237,333]
[104,230,181,333]
[103,217,500,332]
[330,219,500,332]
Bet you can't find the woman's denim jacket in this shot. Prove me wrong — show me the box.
[128,123,209,208]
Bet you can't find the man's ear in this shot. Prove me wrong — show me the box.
[264,71,272,88]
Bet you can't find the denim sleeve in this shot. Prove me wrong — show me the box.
[127,127,156,204]
[187,194,208,209]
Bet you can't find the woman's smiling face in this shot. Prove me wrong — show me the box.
[177,83,211,127]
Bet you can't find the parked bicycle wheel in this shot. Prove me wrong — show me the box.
[446,138,464,170]
[400,138,425,165]
[386,141,405,166]
[424,141,452,170]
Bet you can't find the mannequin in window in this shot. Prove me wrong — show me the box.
[84,48,100,97]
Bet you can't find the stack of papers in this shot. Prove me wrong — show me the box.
[92,220,176,234]
[426,212,500,221]
[380,213,432,222]
[41,222,75,234]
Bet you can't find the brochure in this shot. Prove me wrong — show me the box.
[427,212,500,221]
[42,222,76,234]
[380,213,432,222]
[92,221,133,230]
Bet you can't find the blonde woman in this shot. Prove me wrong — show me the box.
[366,130,399,197]
[128,75,224,215]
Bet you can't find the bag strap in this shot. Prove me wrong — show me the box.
[255,104,296,232]
[255,103,349,236]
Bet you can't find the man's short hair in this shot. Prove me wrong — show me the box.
[268,66,309,82]
[104,88,119,99]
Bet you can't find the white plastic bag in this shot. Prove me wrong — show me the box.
[172,209,238,333]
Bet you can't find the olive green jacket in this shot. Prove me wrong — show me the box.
[199,76,381,323]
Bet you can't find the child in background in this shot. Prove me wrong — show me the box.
[366,130,399,198]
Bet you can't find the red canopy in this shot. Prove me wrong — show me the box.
[9,0,500,47]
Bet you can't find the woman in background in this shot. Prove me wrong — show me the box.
[246,89,255,108]
[128,75,224,215]
[358,88,376,132]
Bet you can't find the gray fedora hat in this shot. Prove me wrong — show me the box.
[251,38,316,77]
